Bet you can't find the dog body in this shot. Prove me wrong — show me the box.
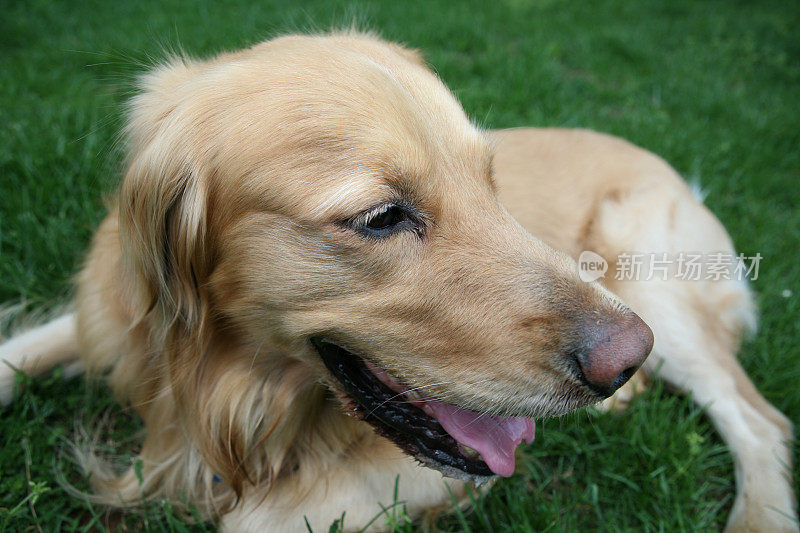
[0,33,796,532]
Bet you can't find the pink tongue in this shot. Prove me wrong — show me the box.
[427,400,535,477]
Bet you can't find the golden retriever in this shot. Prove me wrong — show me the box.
[0,32,796,532]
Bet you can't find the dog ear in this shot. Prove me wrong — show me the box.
[117,60,267,502]
[116,57,334,503]
[118,59,208,333]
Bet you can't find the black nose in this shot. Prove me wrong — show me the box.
[575,313,654,397]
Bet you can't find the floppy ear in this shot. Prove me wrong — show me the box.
[115,56,338,504]
[116,60,269,502]
[119,155,207,330]
[118,129,291,501]
[118,60,209,333]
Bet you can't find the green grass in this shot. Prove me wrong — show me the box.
[1,0,798,530]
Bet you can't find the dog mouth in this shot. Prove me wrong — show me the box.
[310,338,535,483]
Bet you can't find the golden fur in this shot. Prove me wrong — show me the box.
[0,32,796,532]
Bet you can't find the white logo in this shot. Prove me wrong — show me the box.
[578,250,608,282]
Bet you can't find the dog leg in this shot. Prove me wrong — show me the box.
[0,312,80,405]
[575,159,797,531]
[612,277,797,533]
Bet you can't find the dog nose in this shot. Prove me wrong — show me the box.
[576,313,654,396]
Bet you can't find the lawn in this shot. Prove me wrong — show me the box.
[1,0,798,531]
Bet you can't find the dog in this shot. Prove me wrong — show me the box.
[0,32,796,532]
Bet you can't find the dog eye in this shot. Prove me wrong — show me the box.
[366,205,407,230]
[354,203,420,238]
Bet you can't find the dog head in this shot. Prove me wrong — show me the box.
[119,32,653,487]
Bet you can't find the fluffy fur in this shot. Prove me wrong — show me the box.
[0,32,796,532]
